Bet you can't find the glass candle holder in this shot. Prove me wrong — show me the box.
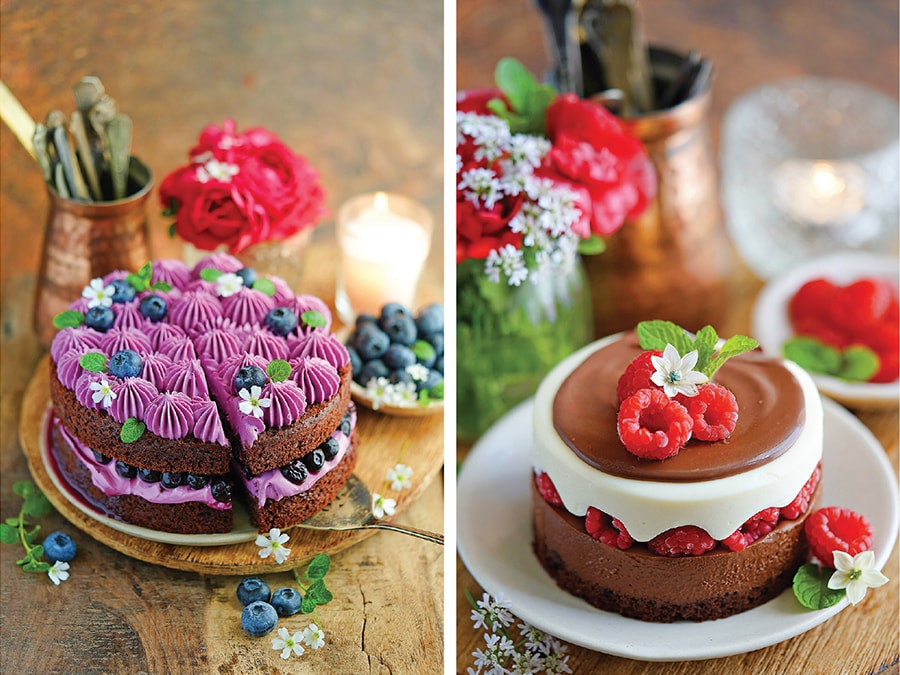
[721,77,900,280]
[335,191,433,324]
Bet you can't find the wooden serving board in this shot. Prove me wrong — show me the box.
[19,356,444,575]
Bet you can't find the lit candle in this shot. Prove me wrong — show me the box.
[773,159,865,226]
[335,191,432,323]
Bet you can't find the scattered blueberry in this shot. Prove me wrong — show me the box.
[424,331,444,357]
[347,347,362,377]
[353,325,390,361]
[236,267,257,288]
[379,302,411,322]
[109,279,136,304]
[139,294,168,322]
[237,577,272,606]
[419,369,443,392]
[42,531,76,564]
[264,306,298,337]
[108,349,143,378]
[339,411,352,436]
[137,467,162,483]
[355,313,377,329]
[380,313,417,346]
[302,448,326,474]
[270,587,302,617]
[434,354,444,375]
[383,344,416,370]
[233,365,267,393]
[186,473,210,490]
[280,458,309,484]
[389,369,414,386]
[211,480,232,503]
[115,461,136,479]
[160,471,184,489]
[84,306,115,332]
[357,359,389,385]
[319,437,340,460]
[92,450,112,465]
[241,601,278,637]
[415,303,443,335]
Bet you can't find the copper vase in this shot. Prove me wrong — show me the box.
[582,47,734,338]
[34,158,154,347]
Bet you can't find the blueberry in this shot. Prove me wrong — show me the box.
[280,459,309,484]
[302,448,326,474]
[383,344,416,370]
[84,306,115,332]
[339,411,352,436]
[418,369,443,392]
[319,437,340,460]
[186,473,210,490]
[347,347,362,377]
[264,306,298,337]
[379,302,411,321]
[415,303,443,336]
[424,331,444,357]
[389,369,414,386]
[137,467,161,483]
[236,267,257,288]
[109,279,136,304]
[355,313,377,329]
[42,531,77,564]
[270,587,302,617]
[237,577,272,606]
[356,359,388,385]
[380,313,417,346]
[161,471,184,489]
[434,354,444,375]
[211,480,232,503]
[233,365,267,393]
[108,349,143,378]
[115,461,136,479]
[353,325,390,361]
[241,600,278,637]
[92,450,112,465]
[139,294,167,322]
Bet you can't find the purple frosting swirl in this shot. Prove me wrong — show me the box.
[151,259,191,291]
[50,326,103,364]
[147,323,188,350]
[194,327,243,362]
[144,391,193,440]
[242,331,289,361]
[74,372,108,410]
[140,353,175,389]
[292,294,332,334]
[56,349,90,390]
[67,297,93,315]
[167,290,223,328]
[261,380,307,429]
[287,331,350,369]
[110,303,148,330]
[101,269,130,284]
[162,359,209,398]
[269,275,294,305]
[191,399,228,445]
[159,336,198,361]
[191,253,243,279]
[215,353,269,395]
[100,327,153,357]
[221,288,275,326]
[108,377,159,424]
[291,357,340,404]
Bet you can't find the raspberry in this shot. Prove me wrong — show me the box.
[585,507,634,549]
[535,471,563,507]
[721,507,781,552]
[678,383,739,441]
[617,388,693,460]
[781,465,821,520]
[648,525,717,557]
[616,350,662,403]
[836,279,895,330]
[804,506,874,568]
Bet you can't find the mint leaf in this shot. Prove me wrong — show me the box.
[79,352,107,373]
[705,335,759,378]
[13,481,35,499]
[252,278,276,297]
[427,379,444,401]
[300,309,327,328]
[692,325,719,374]
[199,268,223,282]
[490,57,556,135]
[577,234,606,256]
[150,281,172,292]
[793,563,845,610]
[300,593,317,615]
[412,340,437,364]
[836,345,880,382]
[126,261,154,292]
[783,337,842,375]
[120,418,146,443]
[52,310,85,329]
[266,359,292,383]
[636,320,692,357]
[306,579,333,606]
[23,492,51,519]
[0,523,18,544]
[495,57,538,113]
[306,553,331,581]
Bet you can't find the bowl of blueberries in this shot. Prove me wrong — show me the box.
[342,302,444,416]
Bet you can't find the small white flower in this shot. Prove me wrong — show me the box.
[650,344,709,397]
[271,627,305,659]
[372,493,396,519]
[238,386,271,418]
[196,158,240,184]
[827,549,889,605]
[47,560,70,585]
[82,278,116,308]
[485,244,528,286]
[302,623,326,650]
[406,363,429,383]
[390,381,419,407]
[386,463,413,492]
[215,272,244,298]
[474,592,514,631]
[255,528,291,564]
[89,379,117,408]
[365,377,391,410]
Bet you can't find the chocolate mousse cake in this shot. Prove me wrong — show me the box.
[48,255,357,535]
[532,328,823,622]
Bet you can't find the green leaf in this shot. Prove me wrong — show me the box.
[577,235,606,256]
[306,553,331,581]
[5,517,20,526]
[13,481,35,498]
[783,337,842,375]
[120,418,146,443]
[300,593,317,614]
[23,492,51,519]
[412,340,437,364]
[22,557,51,573]
[150,281,173,292]
[23,525,42,546]
[125,262,153,292]
[199,268,223,283]
[306,579,333,606]
[52,310,85,329]
[793,563,845,609]
[167,223,177,238]
[162,198,180,218]
[79,352,108,373]
[692,325,719,374]
[266,359,292,383]
[300,310,326,328]
[495,57,538,112]
[252,278,276,297]
[835,345,880,382]
[636,320,692,356]
[0,523,18,544]
[705,335,759,378]
[125,272,146,292]
[426,379,444,401]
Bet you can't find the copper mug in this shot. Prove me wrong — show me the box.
[33,157,153,347]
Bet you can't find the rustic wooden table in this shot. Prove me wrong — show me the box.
[1,3,444,674]
[457,1,899,673]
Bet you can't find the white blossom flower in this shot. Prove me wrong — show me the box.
[47,560,70,585]
[302,623,326,650]
[82,278,116,308]
[196,158,239,183]
[89,379,117,408]
[215,272,244,298]
[827,549,889,605]
[485,244,528,286]
[472,592,514,632]
[386,463,413,492]
[239,386,271,418]
[406,363,429,383]
[271,627,305,659]
[255,528,291,564]
[372,493,396,519]
[364,377,391,410]
[389,381,419,407]
[459,167,503,208]
[650,344,709,397]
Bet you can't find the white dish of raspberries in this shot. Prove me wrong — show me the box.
[752,252,899,409]
[457,397,898,661]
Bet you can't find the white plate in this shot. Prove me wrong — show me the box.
[457,398,899,662]
[752,252,900,408]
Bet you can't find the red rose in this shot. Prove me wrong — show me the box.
[457,193,524,263]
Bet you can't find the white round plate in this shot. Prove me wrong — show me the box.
[457,398,898,662]
[752,252,899,408]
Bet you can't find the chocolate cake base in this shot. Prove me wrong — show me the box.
[242,432,360,531]
[51,424,233,535]
[532,481,820,622]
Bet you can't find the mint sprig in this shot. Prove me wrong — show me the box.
[120,417,146,443]
[0,481,54,575]
[293,553,334,615]
[125,261,154,292]
[79,352,108,373]
[199,268,223,283]
[637,320,758,379]
[301,310,327,329]
[266,359,292,383]
[487,57,557,136]
[783,336,879,382]
[252,278,276,297]
[53,310,85,329]
[793,563,845,609]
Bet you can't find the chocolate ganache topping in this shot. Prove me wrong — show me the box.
[552,333,805,481]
